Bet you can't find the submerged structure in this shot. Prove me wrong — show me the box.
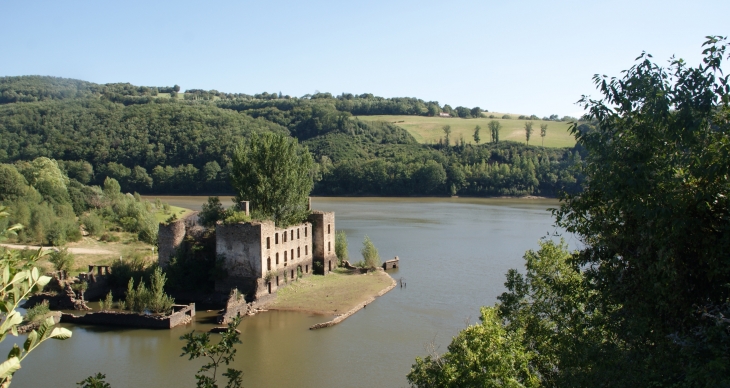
[158,202,337,302]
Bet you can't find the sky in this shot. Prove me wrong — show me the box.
[3,0,728,117]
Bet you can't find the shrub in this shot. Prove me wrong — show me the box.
[335,230,348,265]
[223,210,251,225]
[361,235,380,269]
[25,300,50,322]
[502,114,512,119]
[48,247,74,272]
[200,196,226,227]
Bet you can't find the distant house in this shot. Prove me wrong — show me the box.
[439,112,450,117]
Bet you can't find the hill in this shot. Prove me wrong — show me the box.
[0,76,585,197]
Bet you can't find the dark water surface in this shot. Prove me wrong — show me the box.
[4,197,573,388]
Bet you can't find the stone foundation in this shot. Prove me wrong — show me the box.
[61,304,195,329]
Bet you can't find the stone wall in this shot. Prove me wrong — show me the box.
[308,211,337,274]
[60,304,195,329]
[218,290,251,324]
[158,218,187,267]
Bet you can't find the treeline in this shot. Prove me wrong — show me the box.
[0,75,585,197]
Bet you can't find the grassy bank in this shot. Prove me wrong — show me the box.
[356,114,576,148]
[269,268,395,315]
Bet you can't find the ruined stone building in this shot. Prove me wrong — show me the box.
[158,205,337,301]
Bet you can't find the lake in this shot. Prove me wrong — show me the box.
[4,197,573,387]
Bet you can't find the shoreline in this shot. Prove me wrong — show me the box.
[309,274,396,330]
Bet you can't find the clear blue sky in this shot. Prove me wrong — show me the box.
[3,0,728,117]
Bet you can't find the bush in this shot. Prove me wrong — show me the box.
[25,300,50,322]
[200,196,226,227]
[81,212,104,236]
[502,114,512,119]
[223,210,251,225]
[335,230,348,265]
[48,247,74,272]
[361,235,380,269]
[124,267,174,314]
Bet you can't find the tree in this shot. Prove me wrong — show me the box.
[180,316,243,388]
[408,306,539,388]
[470,106,482,118]
[441,125,451,147]
[524,121,533,145]
[230,132,314,227]
[360,235,380,269]
[335,230,348,265]
[409,37,730,388]
[552,36,730,385]
[487,120,501,143]
[76,373,111,388]
[473,125,481,144]
[539,123,548,146]
[0,207,73,387]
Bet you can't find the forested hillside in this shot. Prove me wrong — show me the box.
[0,76,585,196]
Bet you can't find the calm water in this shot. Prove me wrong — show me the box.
[4,197,573,387]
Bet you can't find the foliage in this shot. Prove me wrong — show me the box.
[539,123,548,146]
[472,125,481,144]
[24,300,50,322]
[334,230,348,265]
[408,307,539,388]
[0,207,72,387]
[123,267,174,314]
[487,120,501,143]
[76,373,111,388]
[410,37,730,388]
[550,36,730,385]
[107,254,153,289]
[165,234,223,293]
[360,236,380,269]
[230,132,313,227]
[48,248,75,273]
[200,196,226,227]
[180,316,244,388]
[524,121,533,145]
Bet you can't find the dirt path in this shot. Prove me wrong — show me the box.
[0,244,115,255]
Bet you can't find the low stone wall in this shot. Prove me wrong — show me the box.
[61,304,195,329]
[309,275,397,330]
[17,312,62,334]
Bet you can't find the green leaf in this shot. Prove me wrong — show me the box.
[6,345,19,360]
[23,331,38,353]
[48,327,71,340]
[0,357,20,379]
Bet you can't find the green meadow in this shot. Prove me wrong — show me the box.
[356,114,577,148]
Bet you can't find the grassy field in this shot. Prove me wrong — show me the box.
[153,205,194,223]
[356,114,577,148]
[269,268,394,315]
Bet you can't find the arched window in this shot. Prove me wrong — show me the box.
[276,253,279,264]
[297,247,300,258]
[266,237,270,249]
[284,251,287,262]
[267,258,271,271]
[275,233,279,244]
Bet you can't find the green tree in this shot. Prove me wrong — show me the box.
[442,125,452,147]
[335,230,348,265]
[473,125,481,144]
[48,247,74,272]
[552,36,730,385]
[230,132,314,227]
[180,316,243,388]
[76,373,111,388]
[539,123,547,146]
[360,235,380,269]
[524,121,533,145]
[408,306,539,388]
[487,120,501,143]
[0,207,73,387]
[200,196,226,227]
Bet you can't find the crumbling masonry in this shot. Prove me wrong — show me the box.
[158,206,337,301]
